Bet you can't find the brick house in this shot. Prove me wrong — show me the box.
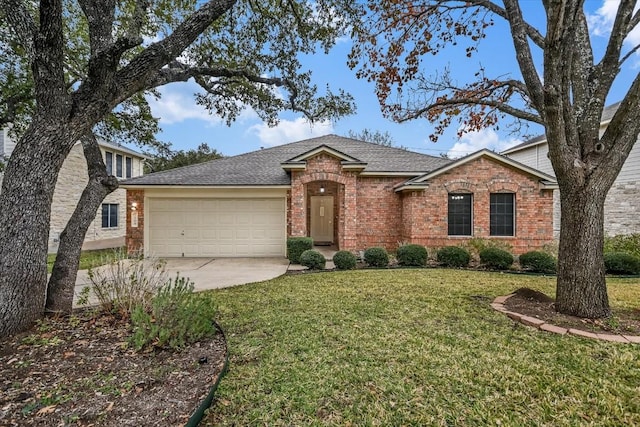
[122,135,556,258]
[502,102,640,237]
[1,134,146,252]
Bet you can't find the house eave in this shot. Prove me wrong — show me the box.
[121,184,291,190]
[359,171,426,177]
[394,184,429,193]
[281,162,307,170]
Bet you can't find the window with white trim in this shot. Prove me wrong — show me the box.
[101,203,118,228]
[105,151,113,175]
[116,154,123,178]
[126,156,132,178]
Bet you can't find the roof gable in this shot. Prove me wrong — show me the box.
[122,134,452,187]
[281,144,368,171]
[395,149,557,192]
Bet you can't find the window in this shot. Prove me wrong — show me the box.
[448,194,472,236]
[125,156,132,178]
[490,193,515,236]
[116,154,123,178]
[101,203,118,228]
[105,151,113,175]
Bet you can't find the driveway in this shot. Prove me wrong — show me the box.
[73,257,290,307]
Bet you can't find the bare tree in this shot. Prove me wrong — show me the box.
[350,0,640,318]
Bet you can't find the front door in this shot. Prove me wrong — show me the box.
[310,196,334,244]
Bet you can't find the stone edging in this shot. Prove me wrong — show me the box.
[492,294,640,344]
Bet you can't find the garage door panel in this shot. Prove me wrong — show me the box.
[152,212,183,227]
[148,197,285,257]
[217,213,235,225]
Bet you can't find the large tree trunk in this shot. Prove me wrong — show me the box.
[46,134,119,315]
[555,183,611,318]
[0,128,75,336]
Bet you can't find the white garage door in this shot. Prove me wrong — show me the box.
[148,198,286,257]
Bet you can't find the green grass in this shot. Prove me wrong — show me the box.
[47,247,126,273]
[202,269,640,426]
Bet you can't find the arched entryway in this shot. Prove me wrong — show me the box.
[306,180,342,248]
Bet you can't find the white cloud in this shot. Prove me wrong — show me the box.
[447,129,520,159]
[146,83,260,126]
[147,84,224,126]
[248,117,334,146]
[587,0,640,45]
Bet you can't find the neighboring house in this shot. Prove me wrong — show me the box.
[0,127,17,161]
[48,140,146,252]
[0,131,146,252]
[122,135,557,258]
[502,102,640,237]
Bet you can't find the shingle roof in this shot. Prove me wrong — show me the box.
[122,134,451,186]
[502,102,622,154]
[97,139,147,159]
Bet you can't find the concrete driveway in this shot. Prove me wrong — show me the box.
[73,257,290,306]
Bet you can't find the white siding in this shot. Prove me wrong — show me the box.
[0,127,16,158]
[616,143,640,184]
[505,135,640,236]
[47,142,145,252]
[508,144,554,176]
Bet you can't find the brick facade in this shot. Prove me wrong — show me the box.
[126,190,145,254]
[399,157,554,254]
[126,150,554,256]
[289,153,553,254]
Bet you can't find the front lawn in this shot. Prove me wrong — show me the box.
[47,247,125,273]
[203,269,640,426]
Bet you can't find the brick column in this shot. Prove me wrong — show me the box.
[126,190,144,255]
[289,171,307,237]
[341,174,358,250]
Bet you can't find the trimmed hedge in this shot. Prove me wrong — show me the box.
[436,246,471,268]
[300,250,326,270]
[287,237,313,264]
[604,234,640,259]
[397,244,428,267]
[364,247,389,267]
[479,247,514,270]
[519,251,557,274]
[604,252,640,275]
[333,250,357,270]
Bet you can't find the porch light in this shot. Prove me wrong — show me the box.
[131,202,138,211]
[320,186,325,194]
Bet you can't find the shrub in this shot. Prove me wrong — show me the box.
[129,275,217,351]
[604,234,640,258]
[87,253,168,317]
[436,246,471,268]
[287,237,313,264]
[465,237,513,260]
[519,251,557,274]
[333,250,357,270]
[364,247,389,267]
[479,247,514,270]
[300,250,326,270]
[396,244,428,266]
[604,252,640,275]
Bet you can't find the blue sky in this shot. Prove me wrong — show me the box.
[144,0,638,159]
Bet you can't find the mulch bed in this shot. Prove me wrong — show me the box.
[504,287,640,335]
[0,310,226,427]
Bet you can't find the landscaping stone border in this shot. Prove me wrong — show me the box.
[492,294,640,344]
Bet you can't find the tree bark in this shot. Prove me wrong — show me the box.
[0,126,77,336]
[555,183,611,318]
[46,134,119,315]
